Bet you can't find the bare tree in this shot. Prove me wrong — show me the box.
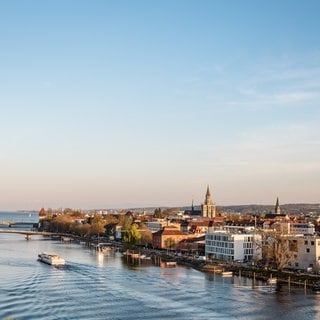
[260,230,295,270]
[138,223,152,245]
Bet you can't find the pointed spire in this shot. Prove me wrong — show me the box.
[205,185,212,205]
[191,199,194,213]
[275,197,281,214]
[206,185,211,197]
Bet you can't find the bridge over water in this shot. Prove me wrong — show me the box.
[0,229,56,240]
[0,221,37,227]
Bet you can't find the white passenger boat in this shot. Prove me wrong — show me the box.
[38,253,66,266]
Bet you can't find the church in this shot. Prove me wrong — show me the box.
[201,185,216,219]
[185,185,217,218]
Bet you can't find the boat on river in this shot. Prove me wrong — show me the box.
[312,284,320,293]
[221,271,233,277]
[267,278,277,285]
[165,261,177,267]
[38,253,65,266]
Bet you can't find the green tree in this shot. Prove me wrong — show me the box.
[122,222,141,246]
[121,216,132,234]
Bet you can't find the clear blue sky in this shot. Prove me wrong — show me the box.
[0,0,319,210]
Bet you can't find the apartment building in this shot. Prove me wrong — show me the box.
[288,235,320,271]
[271,222,315,235]
[205,231,262,262]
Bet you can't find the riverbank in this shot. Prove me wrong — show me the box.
[64,236,320,289]
[148,250,320,288]
[3,232,316,320]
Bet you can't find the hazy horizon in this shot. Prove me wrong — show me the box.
[2,199,320,213]
[1,1,319,210]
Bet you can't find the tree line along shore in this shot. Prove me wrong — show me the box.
[38,207,320,290]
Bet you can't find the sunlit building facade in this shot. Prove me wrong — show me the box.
[205,231,262,262]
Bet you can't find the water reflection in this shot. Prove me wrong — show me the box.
[2,235,320,320]
[96,251,104,266]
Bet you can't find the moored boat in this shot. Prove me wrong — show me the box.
[165,261,177,267]
[312,284,320,293]
[221,271,233,277]
[139,254,151,260]
[38,252,65,266]
[267,278,277,285]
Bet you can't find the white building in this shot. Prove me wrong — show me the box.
[205,231,262,262]
[287,235,320,271]
[290,223,315,235]
[271,222,315,235]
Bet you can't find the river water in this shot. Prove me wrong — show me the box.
[1,211,320,320]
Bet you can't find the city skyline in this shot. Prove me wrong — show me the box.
[1,1,320,210]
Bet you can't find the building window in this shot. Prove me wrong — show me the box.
[304,240,308,245]
[311,241,315,246]
[306,248,310,253]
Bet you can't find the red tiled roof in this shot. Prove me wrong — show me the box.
[153,227,185,236]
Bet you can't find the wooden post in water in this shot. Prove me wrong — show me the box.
[239,269,241,286]
[253,272,256,289]
[288,276,291,293]
[304,280,307,295]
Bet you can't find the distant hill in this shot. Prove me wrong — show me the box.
[180,203,320,216]
[218,204,320,216]
[114,203,320,217]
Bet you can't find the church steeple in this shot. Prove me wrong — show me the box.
[202,185,216,218]
[275,197,281,214]
[205,185,212,205]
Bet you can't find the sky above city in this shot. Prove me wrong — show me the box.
[0,0,319,210]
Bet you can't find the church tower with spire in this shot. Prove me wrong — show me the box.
[275,197,281,214]
[201,185,216,219]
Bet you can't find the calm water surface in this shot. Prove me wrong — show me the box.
[1,212,320,319]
